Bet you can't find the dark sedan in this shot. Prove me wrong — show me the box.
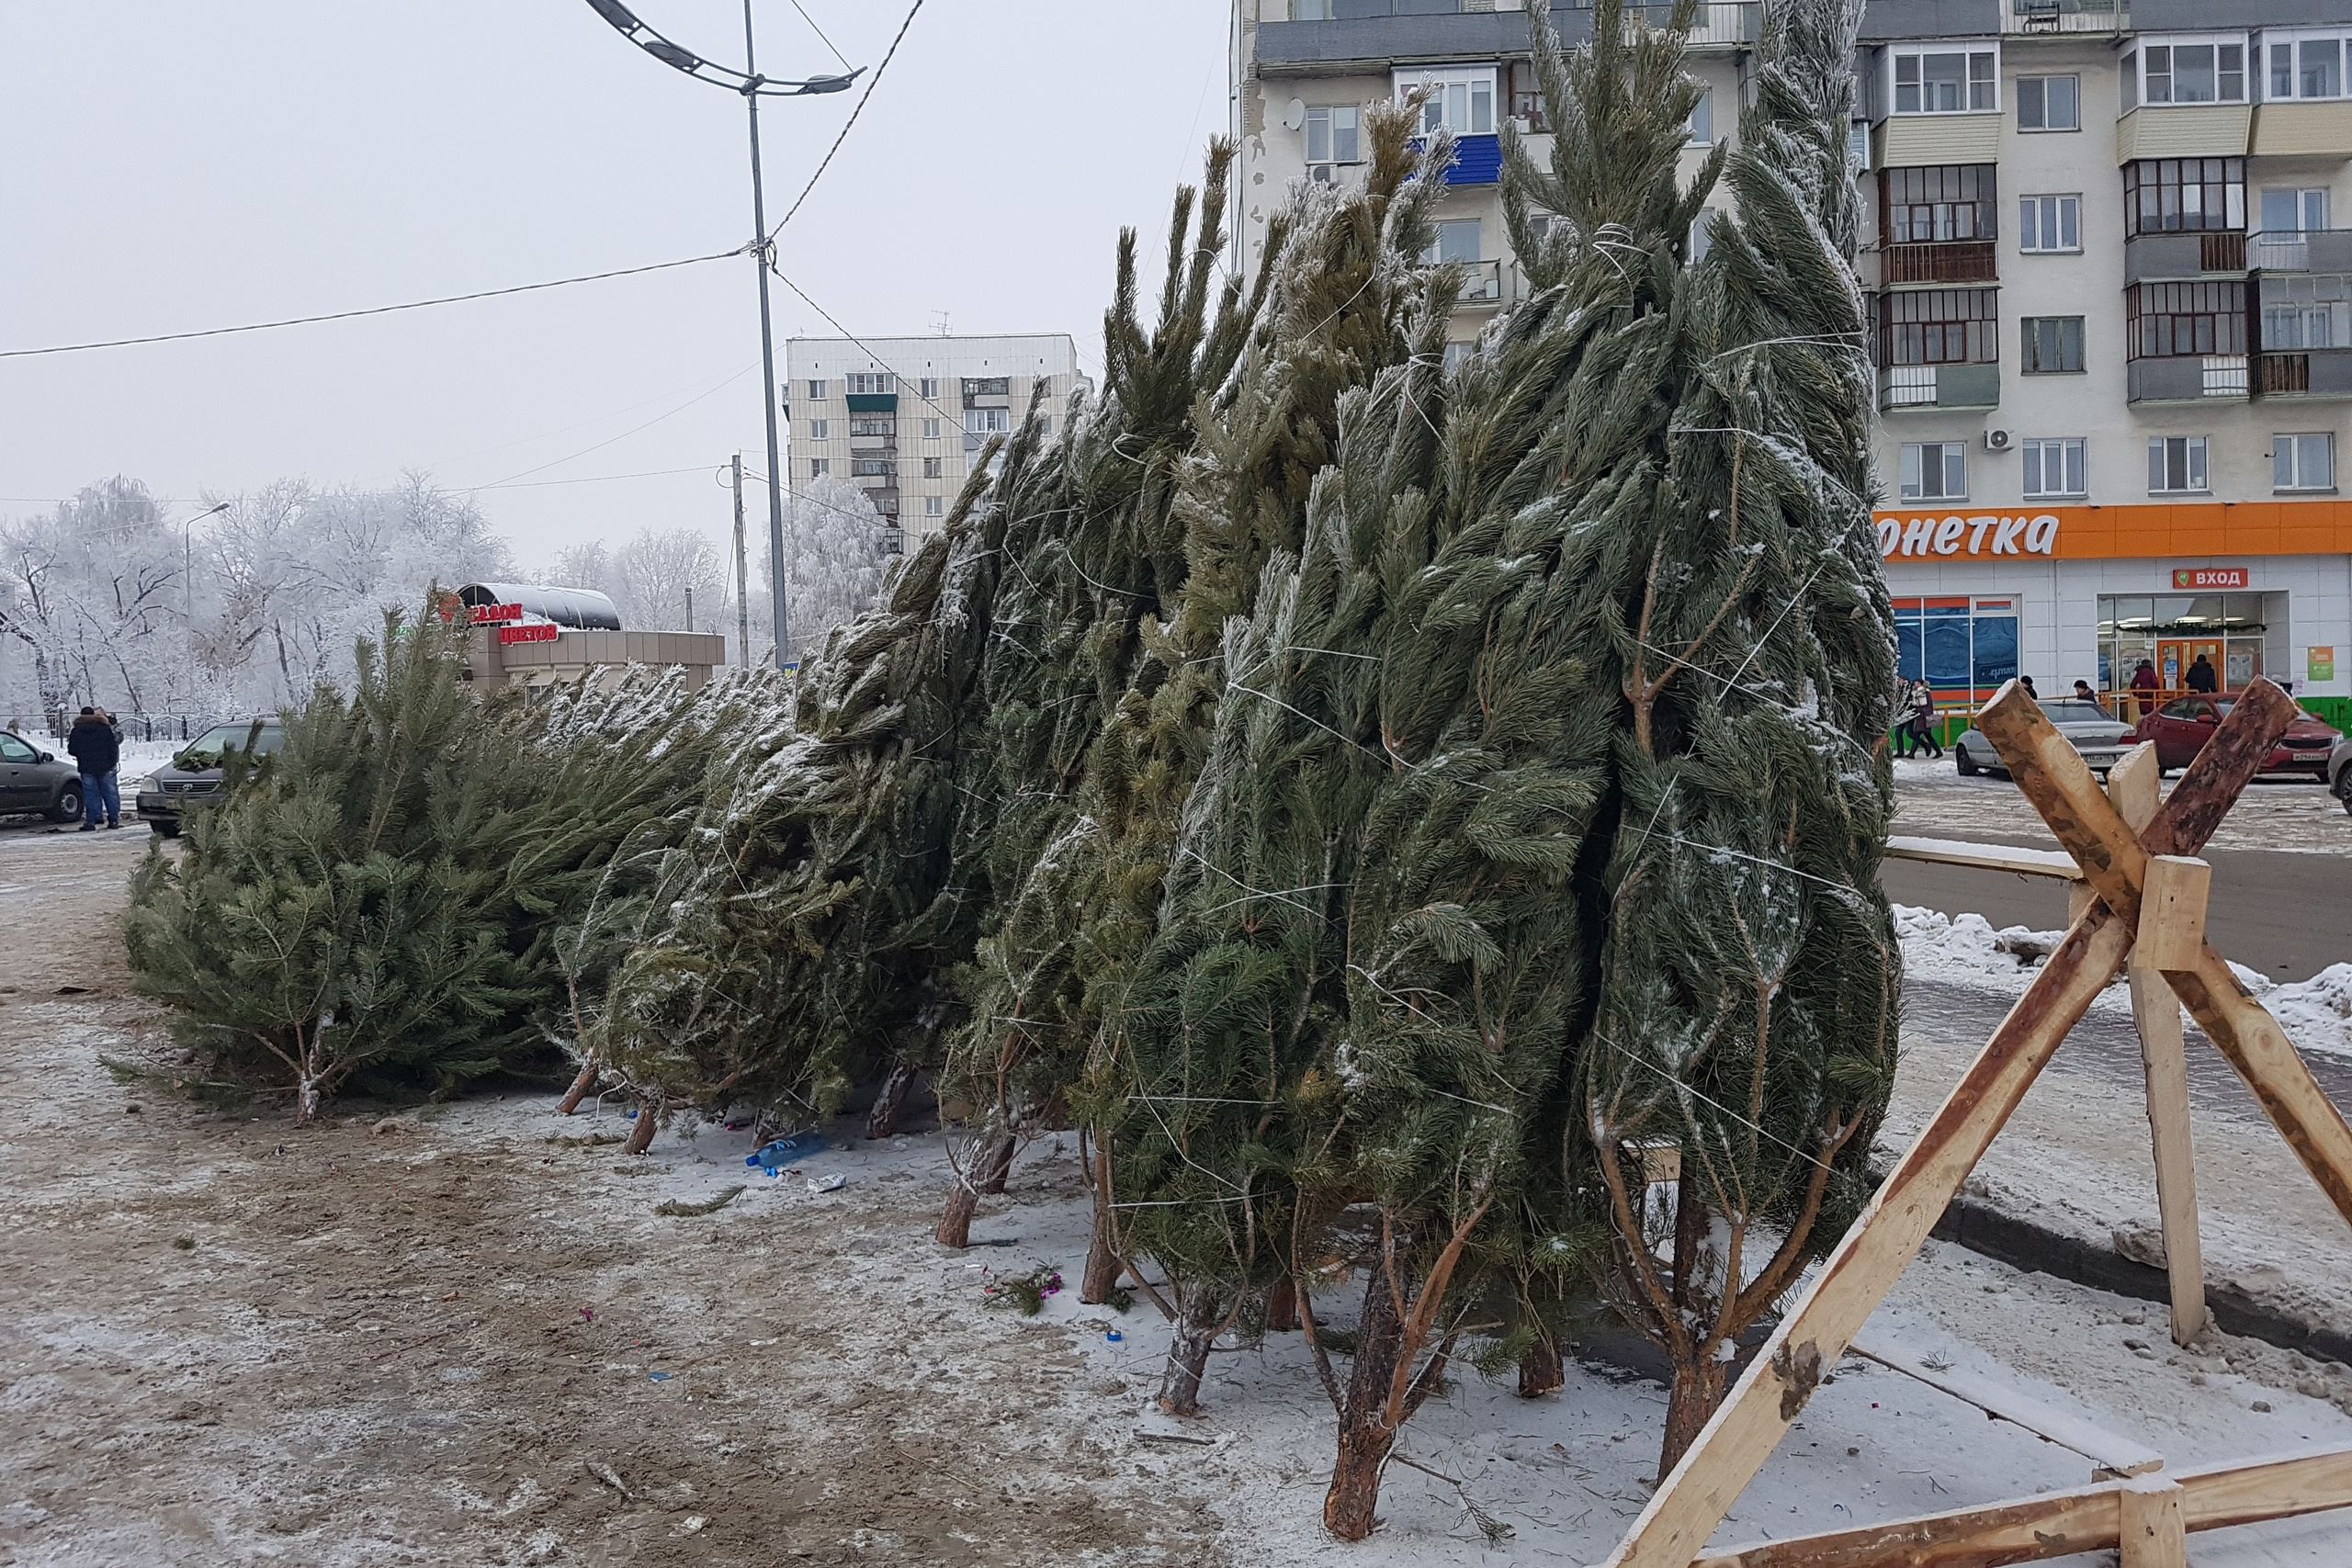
[135,719,283,837]
[0,730,84,822]
[2128,694,2342,777]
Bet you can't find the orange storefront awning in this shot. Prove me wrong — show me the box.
[1871,499,2352,564]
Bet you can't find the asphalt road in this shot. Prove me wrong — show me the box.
[1881,840,2352,985]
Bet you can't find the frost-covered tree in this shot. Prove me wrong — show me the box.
[0,477,182,720]
[775,476,891,663]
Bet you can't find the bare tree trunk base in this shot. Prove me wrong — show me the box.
[1158,1314,1218,1417]
[1265,1278,1299,1333]
[977,1134,1015,1195]
[1079,1228,1124,1305]
[555,1054,599,1117]
[935,1135,1014,1247]
[1517,1333,1565,1398]
[1324,1268,1406,1540]
[1659,1354,1728,1479]
[865,1059,918,1141]
[622,1102,659,1156]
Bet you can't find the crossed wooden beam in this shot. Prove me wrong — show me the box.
[1597,676,2352,1568]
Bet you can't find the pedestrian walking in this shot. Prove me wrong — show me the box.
[2018,673,2039,701]
[1907,679,1943,761]
[65,706,122,830]
[2186,653,2219,694]
[1891,677,1916,759]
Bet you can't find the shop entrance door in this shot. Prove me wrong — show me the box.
[2158,637,2223,692]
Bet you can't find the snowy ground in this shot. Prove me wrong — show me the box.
[1890,753,2351,855]
[6,830,2352,1563]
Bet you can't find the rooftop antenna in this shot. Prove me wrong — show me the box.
[932,310,951,336]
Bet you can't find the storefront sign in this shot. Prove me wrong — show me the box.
[2172,567,2248,589]
[2313,646,2338,683]
[1875,513,2060,560]
[498,622,560,645]
[470,603,524,624]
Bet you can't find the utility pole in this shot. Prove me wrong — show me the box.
[731,453,751,666]
[742,0,791,671]
[684,584,695,633]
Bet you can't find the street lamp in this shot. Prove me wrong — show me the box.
[581,0,859,670]
[179,501,230,626]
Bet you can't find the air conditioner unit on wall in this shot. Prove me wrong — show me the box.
[1984,428,2013,451]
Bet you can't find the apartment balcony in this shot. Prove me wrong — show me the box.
[2127,355,2248,403]
[2248,229,2352,274]
[2256,349,2352,400]
[849,434,897,453]
[1253,2,1756,75]
[1453,258,1509,310]
[2122,231,2246,284]
[1877,362,2000,412]
[2004,0,2127,35]
[1876,241,1998,288]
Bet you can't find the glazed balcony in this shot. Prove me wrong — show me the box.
[1878,362,2001,412]
[2122,231,2246,284]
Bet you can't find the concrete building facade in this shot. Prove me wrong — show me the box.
[1230,0,2352,728]
[781,334,1090,551]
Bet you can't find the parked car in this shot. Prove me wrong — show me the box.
[2331,732,2352,818]
[0,729,85,822]
[1951,698,2135,779]
[2127,694,2342,778]
[135,718,284,837]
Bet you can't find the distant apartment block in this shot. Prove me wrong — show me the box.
[782,334,1091,549]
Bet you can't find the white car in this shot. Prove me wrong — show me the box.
[1951,698,2135,779]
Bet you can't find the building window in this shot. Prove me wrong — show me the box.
[922,417,943,438]
[962,377,1009,397]
[851,458,895,478]
[2123,158,2245,236]
[1422,219,1482,265]
[808,419,828,439]
[806,379,827,400]
[2275,433,2335,491]
[1293,0,1329,16]
[2148,435,2211,493]
[1877,288,1998,366]
[923,457,943,479]
[924,495,944,517]
[849,416,894,437]
[1306,104,1362,164]
[2259,274,2352,349]
[2018,194,2080,253]
[1894,596,2020,695]
[1891,46,1997,115]
[2016,74,2079,131]
[870,493,899,516]
[1880,165,1996,244]
[2022,438,2087,497]
[2124,37,2248,108]
[1687,87,1712,145]
[846,372,895,395]
[2098,592,2273,695]
[2128,281,2247,357]
[2268,33,2352,100]
[1442,342,1476,373]
[2261,187,2331,235]
[808,457,830,478]
[966,407,1010,434]
[1394,66,1495,136]
[1899,441,1968,500]
[2022,316,2086,374]
[919,377,941,399]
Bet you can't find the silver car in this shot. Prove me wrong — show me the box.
[2331,732,2351,818]
[1951,697,2135,779]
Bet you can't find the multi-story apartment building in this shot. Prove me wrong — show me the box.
[782,334,1089,551]
[1231,0,2352,722]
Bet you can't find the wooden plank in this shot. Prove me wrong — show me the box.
[2135,857,2211,973]
[1973,682,2150,923]
[2126,852,2211,1346]
[2117,1475,2188,1568]
[1689,1444,2352,1568]
[2106,742,2160,838]
[1884,835,2082,881]
[1600,690,2271,1568]
[1846,1327,2163,1478]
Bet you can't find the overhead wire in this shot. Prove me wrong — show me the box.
[786,0,853,71]
[766,0,927,241]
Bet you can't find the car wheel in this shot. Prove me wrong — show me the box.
[2337,773,2352,818]
[48,783,83,823]
[1954,745,1979,777]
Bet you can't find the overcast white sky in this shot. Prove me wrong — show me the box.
[0,2,1231,564]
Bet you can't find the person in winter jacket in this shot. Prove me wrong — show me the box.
[64,706,121,830]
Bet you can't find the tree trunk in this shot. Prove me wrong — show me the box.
[864,1058,919,1140]
[1658,1352,1727,1480]
[1323,1268,1406,1541]
[622,1100,659,1156]
[1516,1331,1564,1398]
[933,1136,1012,1248]
[1264,1277,1299,1333]
[295,1074,323,1124]
[1080,1215,1124,1304]
[1158,1294,1227,1417]
[555,1051,599,1116]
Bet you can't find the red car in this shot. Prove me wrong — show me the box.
[2128,694,2343,776]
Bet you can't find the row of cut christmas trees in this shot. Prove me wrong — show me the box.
[127,0,1904,1529]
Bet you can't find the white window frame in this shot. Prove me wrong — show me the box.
[2018,194,2082,254]
[2016,73,2080,131]
[924,494,945,517]
[2260,186,2331,234]
[2148,435,2211,494]
[1888,43,2000,117]
[2021,437,2087,498]
[923,457,943,479]
[1306,103,1363,165]
[806,379,827,400]
[2125,35,2251,108]
[966,407,1010,435]
[1422,218,1483,266]
[846,372,895,396]
[922,417,943,438]
[808,457,830,478]
[2262,29,2352,102]
[1393,65,1498,137]
[1899,441,1969,501]
[1687,87,1713,146]
[808,419,829,439]
[2274,432,2335,491]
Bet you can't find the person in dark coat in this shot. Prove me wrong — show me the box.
[64,706,121,830]
[2185,653,2219,694]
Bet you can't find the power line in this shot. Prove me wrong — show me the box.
[476,465,715,491]
[465,361,762,491]
[0,249,744,361]
[786,0,853,71]
[767,0,925,240]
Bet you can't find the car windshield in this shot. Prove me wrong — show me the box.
[177,723,283,763]
[2043,701,2112,724]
